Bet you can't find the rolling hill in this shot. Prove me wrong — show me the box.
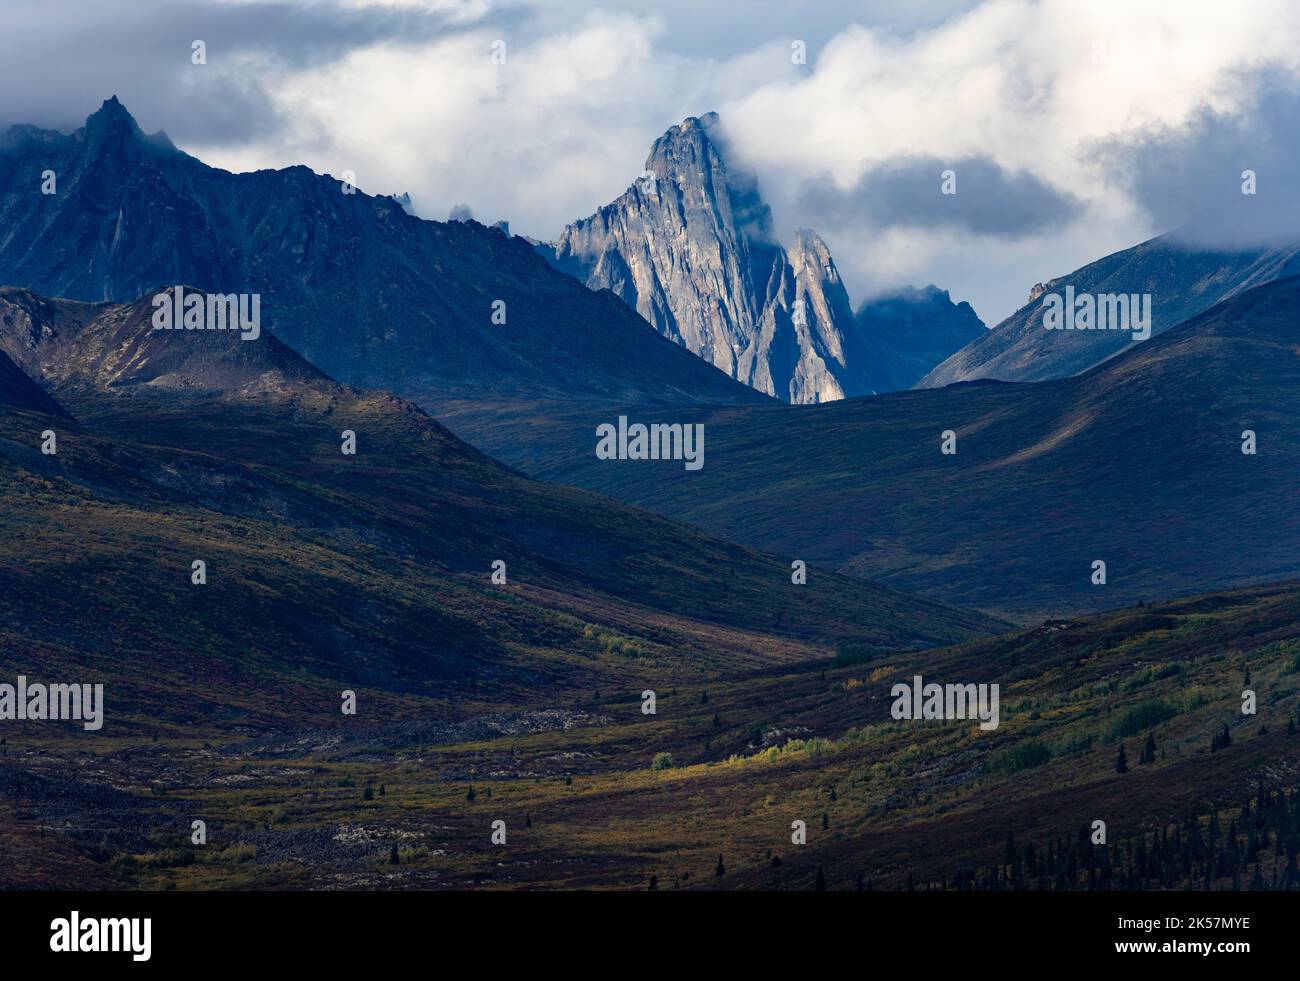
[436,276,1300,618]
[0,285,1001,732]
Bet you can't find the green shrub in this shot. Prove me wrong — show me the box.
[987,740,1051,775]
[1102,700,1177,744]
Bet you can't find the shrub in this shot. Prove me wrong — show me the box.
[987,740,1051,775]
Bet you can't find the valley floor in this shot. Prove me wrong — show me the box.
[5,581,1300,891]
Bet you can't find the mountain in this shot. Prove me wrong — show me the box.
[918,232,1300,388]
[0,347,65,416]
[0,286,325,400]
[0,97,764,407]
[439,276,1300,618]
[850,285,986,392]
[541,115,847,402]
[0,284,1001,715]
[544,113,986,403]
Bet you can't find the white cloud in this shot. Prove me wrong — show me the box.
[717,0,1300,316]
[186,0,1300,322]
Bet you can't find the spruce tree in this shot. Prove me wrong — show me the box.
[1141,731,1156,765]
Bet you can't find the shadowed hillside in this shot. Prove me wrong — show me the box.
[0,286,1000,733]
[433,276,1300,618]
[919,232,1300,388]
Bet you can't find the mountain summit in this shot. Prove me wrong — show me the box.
[918,233,1300,388]
[547,114,853,403]
[545,114,982,403]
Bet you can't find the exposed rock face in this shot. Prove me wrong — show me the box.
[0,286,327,400]
[548,114,859,403]
[0,98,764,407]
[547,113,984,403]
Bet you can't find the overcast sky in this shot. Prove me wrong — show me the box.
[5,0,1300,324]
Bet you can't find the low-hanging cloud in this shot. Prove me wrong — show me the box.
[1090,74,1300,250]
[0,0,492,143]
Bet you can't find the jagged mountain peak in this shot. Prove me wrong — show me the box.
[547,113,843,402]
[788,228,839,272]
[79,95,177,155]
[645,111,722,161]
[543,113,982,402]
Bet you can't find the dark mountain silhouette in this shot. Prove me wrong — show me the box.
[0,345,65,416]
[0,97,764,406]
[850,285,986,392]
[443,276,1300,617]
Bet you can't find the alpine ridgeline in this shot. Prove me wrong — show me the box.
[918,233,1300,388]
[0,97,764,407]
[545,113,983,403]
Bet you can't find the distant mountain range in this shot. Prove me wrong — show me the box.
[444,275,1300,618]
[540,113,984,402]
[0,97,763,407]
[919,232,1300,388]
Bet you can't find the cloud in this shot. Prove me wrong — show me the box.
[797,156,1080,238]
[706,0,1300,319]
[1089,72,1300,250]
[0,0,489,142]
[7,0,1300,322]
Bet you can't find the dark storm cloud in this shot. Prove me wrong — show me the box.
[1089,74,1300,249]
[0,0,506,144]
[796,155,1080,239]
